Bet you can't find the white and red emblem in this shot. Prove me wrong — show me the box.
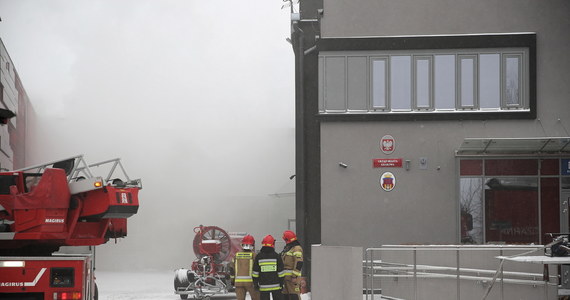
[380,135,395,154]
[380,172,396,192]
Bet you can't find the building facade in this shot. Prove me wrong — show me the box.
[0,38,30,170]
[293,0,570,279]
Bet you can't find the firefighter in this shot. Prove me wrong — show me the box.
[252,235,284,300]
[230,235,260,300]
[280,230,303,300]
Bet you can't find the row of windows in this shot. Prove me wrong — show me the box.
[318,48,529,114]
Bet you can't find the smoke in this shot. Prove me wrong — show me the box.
[0,0,295,270]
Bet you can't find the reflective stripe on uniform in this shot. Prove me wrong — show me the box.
[235,276,253,282]
[278,270,286,278]
[235,252,254,280]
[259,283,281,291]
[282,269,301,277]
[252,271,259,278]
[259,258,277,265]
[236,252,253,259]
[286,251,303,258]
[259,258,278,272]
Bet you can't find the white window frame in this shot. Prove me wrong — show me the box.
[457,54,478,110]
[413,55,434,110]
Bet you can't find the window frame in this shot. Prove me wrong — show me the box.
[320,49,529,114]
[389,55,413,111]
[316,33,537,121]
[370,56,390,111]
[503,53,525,109]
[413,55,434,110]
[478,52,502,110]
[457,54,479,110]
[458,157,570,245]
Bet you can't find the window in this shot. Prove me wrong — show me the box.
[479,54,501,109]
[459,158,568,245]
[318,48,530,115]
[390,56,411,110]
[50,267,74,287]
[504,54,523,108]
[458,55,477,109]
[323,56,346,111]
[371,58,388,109]
[414,56,432,109]
[347,56,368,111]
[460,177,484,244]
[434,55,455,110]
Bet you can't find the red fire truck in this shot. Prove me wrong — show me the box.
[0,155,141,300]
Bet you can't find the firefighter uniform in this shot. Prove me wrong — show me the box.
[281,231,303,300]
[230,236,260,300]
[253,235,284,300]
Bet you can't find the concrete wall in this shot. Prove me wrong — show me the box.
[317,0,570,248]
[311,245,362,300]
[321,0,570,40]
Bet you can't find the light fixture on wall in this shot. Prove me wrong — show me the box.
[338,162,348,168]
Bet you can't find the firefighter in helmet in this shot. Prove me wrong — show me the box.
[252,235,285,300]
[280,230,303,300]
[230,235,260,300]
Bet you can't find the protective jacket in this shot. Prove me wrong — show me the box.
[230,251,256,287]
[252,246,285,292]
[281,241,303,278]
[281,241,303,295]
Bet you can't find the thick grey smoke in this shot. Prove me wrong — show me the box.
[0,0,295,270]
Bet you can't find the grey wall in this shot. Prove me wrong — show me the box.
[317,0,570,248]
[374,245,558,300]
[321,0,569,39]
[311,245,362,300]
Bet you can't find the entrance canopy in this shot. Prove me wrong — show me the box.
[457,137,570,155]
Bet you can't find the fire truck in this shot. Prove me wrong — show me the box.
[0,155,141,300]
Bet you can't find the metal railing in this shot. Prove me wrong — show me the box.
[364,245,558,300]
[14,155,141,188]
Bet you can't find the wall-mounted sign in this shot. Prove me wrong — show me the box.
[380,172,396,192]
[380,135,395,154]
[373,158,403,168]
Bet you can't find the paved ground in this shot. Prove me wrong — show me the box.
[96,270,312,300]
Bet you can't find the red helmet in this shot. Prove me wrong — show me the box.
[282,230,297,244]
[241,235,255,250]
[261,235,275,248]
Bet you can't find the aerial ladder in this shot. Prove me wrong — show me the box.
[0,155,141,300]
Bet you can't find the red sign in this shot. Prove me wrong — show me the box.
[373,158,403,168]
